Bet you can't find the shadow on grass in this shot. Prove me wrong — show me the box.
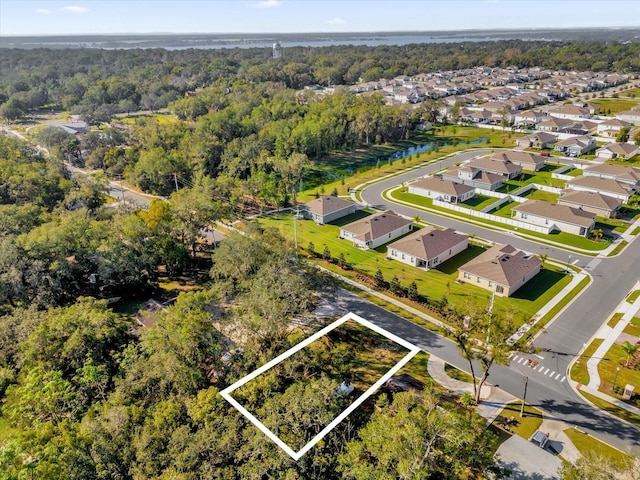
[328,210,371,227]
[510,269,566,302]
[462,194,495,208]
[436,245,487,275]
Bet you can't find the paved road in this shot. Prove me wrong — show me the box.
[327,286,640,455]
[358,150,640,454]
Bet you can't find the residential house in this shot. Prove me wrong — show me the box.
[339,210,412,250]
[457,244,541,297]
[441,166,504,191]
[303,196,356,224]
[583,163,640,186]
[615,107,640,125]
[538,117,573,132]
[553,135,596,157]
[407,176,476,204]
[512,200,595,236]
[489,150,547,172]
[597,118,632,138]
[558,190,621,219]
[387,227,468,270]
[465,156,523,179]
[515,131,557,150]
[513,110,546,127]
[594,143,640,161]
[548,105,591,120]
[567,176,636,203]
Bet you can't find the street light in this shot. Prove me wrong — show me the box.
[612,366,621,393]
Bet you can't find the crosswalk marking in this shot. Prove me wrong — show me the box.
[518,357,525,364]
[561,376,566,382]
[550,371,555,377]
[555,374,561,380]
[543,368,549,375]
[538,365,545,372]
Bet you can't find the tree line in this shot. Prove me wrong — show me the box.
[2,39,640,121]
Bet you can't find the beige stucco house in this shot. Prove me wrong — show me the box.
[339,210,412,250]
[457,244,541,297]
[303,196,356,224]
[387,227,468,270]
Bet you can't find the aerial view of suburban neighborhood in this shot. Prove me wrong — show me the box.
[1,1,640,479]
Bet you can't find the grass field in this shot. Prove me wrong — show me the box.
[590,98,640,115]
[597,339,640,407]
[497,171,566,192]
[564,427,633,467]
[460,194,499,211]
[491,200,521,218]
[519,188,559,203]
[570,339,603,386]
[259,212,571,324]
[494,403,544,440]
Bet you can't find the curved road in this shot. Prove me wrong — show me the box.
[359,149,640,454]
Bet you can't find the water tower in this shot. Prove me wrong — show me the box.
[273,41,282,59]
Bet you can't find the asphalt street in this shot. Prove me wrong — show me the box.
[358,149,640,454]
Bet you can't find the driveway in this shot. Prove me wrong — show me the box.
[496,435,562,480]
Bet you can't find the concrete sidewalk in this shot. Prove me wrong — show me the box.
[427,354,583,465]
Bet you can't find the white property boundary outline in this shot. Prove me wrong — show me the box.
[220,312,421,460]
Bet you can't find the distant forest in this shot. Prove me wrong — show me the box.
[1,39,640,121]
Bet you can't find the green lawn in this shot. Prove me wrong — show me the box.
[494,403,544,440]
[590,98,640,115]
[260,212,571,324]
[497,171,566,192]
[627,290,640,304]
[570,339,603,386]
[461,194,499,211]
[595,217,630,234]
[491,200,521,218]
[597,342,640,407]
[519,188,559,203]
[564,168,583,177]
[564,427,633,467]
[579,391,640,430]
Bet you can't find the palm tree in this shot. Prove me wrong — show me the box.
[622,341,639,368]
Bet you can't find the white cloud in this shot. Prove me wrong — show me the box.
[255,0,281,7]
[327,17,346,25]
[61,6,89,14]
[35,8,51,14]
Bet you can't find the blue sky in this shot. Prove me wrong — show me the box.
[1,0,639,36]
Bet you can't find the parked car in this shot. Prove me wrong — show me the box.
[530,430,549,448]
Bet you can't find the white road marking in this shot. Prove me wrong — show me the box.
[543,368,549,375]
[533,354,545,359]
[550,371,555,377]
[518,357,526,364]
[538,366,545,372]
[555,374,561,380]
[561,376,566,382]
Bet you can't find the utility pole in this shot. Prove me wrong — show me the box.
[293,204,299,253]
[174,173,179,192]
[520,376,528,417]
[487,290,495,343]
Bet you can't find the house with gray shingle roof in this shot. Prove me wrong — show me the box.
[408,176,475,204]
[512,200,595,236]
[339,210,412,250]
[558,190,621,219]
[489,150,547,172]
[465,156,523,179]
[457,244,541,297]
[387,227,468,270]
[303,196,356,224]
[515,131,557,150]
[442,166,504,191]
[584,163,640,186]
[553,135,596,157]
[567,176,636,203]
[594,143,640,161]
